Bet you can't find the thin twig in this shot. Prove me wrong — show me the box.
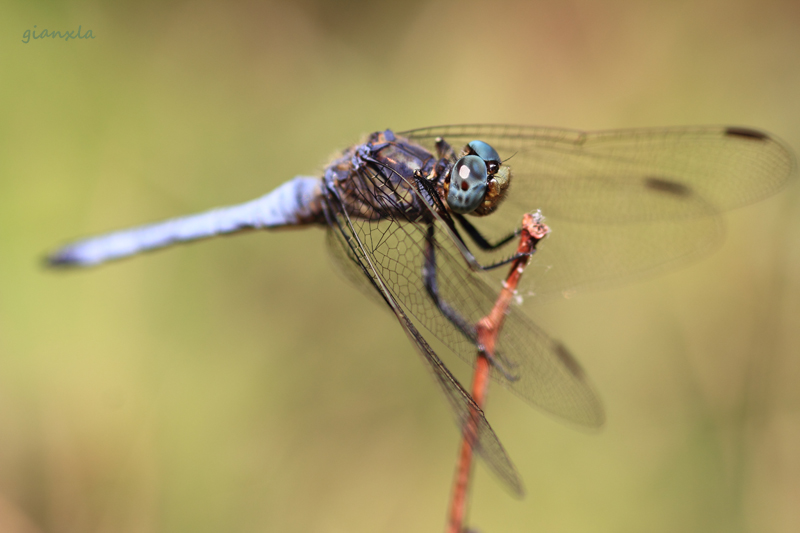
[447,212,550,533]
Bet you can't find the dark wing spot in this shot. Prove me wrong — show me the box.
[553,341,585,379]
[644,177,691,197]
[725,127,769,141]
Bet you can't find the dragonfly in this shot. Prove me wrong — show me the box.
[47,125,795,495]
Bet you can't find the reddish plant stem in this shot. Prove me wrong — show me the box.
[446,213,550,533]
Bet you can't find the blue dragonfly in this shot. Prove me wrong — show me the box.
[48,125,795,495]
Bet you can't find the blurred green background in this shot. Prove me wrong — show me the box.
[1,1,799,532]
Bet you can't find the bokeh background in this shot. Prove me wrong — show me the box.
[2,1,799,532]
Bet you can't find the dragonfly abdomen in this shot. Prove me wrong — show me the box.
[47,176,325,267]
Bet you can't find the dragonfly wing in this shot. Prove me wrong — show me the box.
[324,159,605,421]
[515,190,724,297]
[403,125,795,296]
[325,199,525,496]
[416,211,606,427]
[403,124,794,214]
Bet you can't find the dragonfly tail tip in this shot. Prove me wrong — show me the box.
[43,249,81,269]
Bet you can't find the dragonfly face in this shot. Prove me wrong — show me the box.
[446,154,489,214]
[445,139,512,217]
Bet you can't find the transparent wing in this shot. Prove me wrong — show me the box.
[324,193,526,496]
[323,160,607,492]
[403,125,795,296]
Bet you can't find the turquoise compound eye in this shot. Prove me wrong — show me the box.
[447,155,488,214]
[467,140,501,168]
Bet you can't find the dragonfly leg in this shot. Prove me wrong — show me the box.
[476,340,521,382]
[422,223,519,381]
[474,251,532,271]
[441,214,533,272]
[454,213,520,251]
[422,224,475,337]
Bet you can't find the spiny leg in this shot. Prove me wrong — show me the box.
[454,213,520,251]
[448,217,532,272]
[422,223,518,381]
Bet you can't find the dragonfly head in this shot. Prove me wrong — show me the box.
[445,140,511,216]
